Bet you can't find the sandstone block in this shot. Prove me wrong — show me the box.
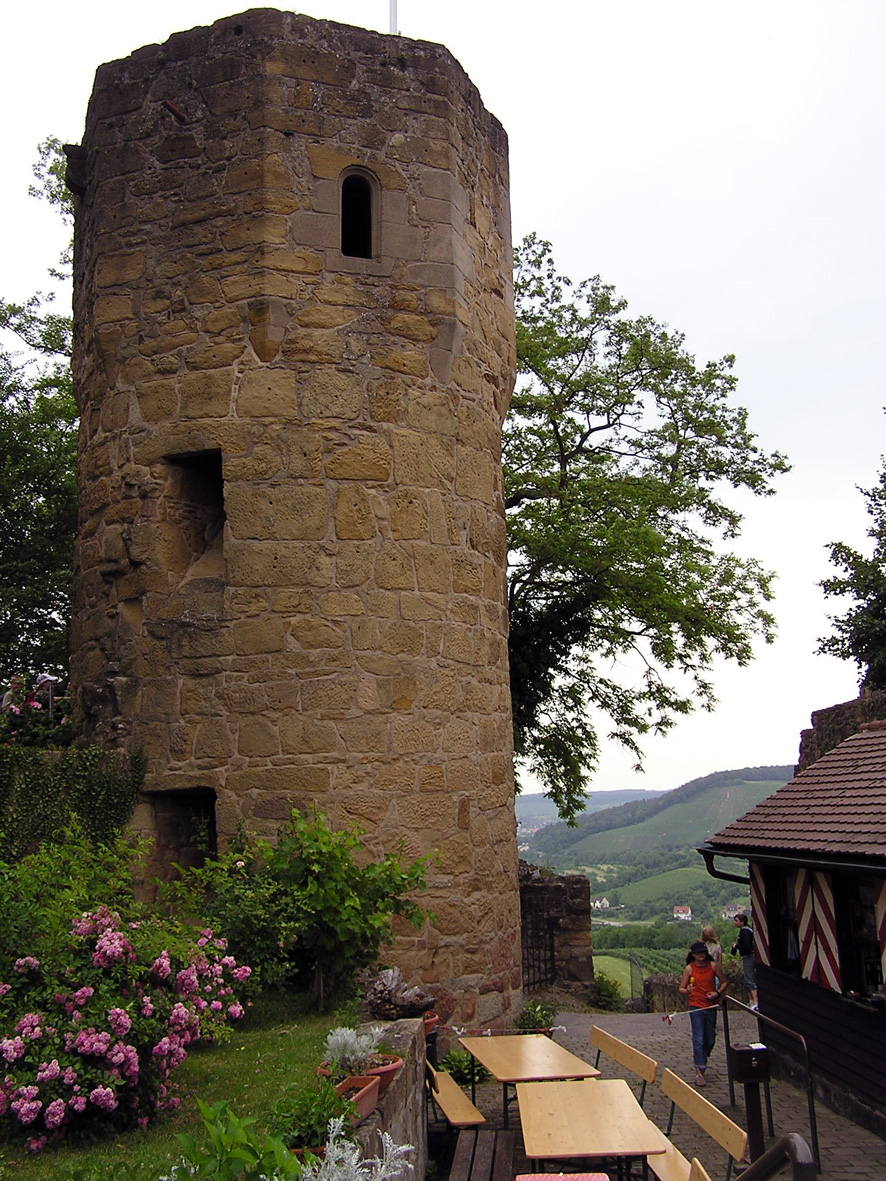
[233,616,285,655]
[393,430,455,490]
[180,368,234,419]
[326,437,392,481]
[300,675,359,714]
[136,379,177,423]
[94,294,133,325]
[299,368,362,418]
[193,718,234,759]
[456,447,496,503]
[379,622,424,658]
[389,489,429,540]
[334,486,375,540]
[227,484,329,541]
[336,716,388,753]
[279,715,339,754]
[375,542,415,590]
[287,617,344,649]
[406,390,458,436]
[238,715,280,757]
[318,591,364,616]
[296,305,360,329]
[228,541,334,587]
[221,215,288,250]
[335,542,375,587]
[370,346,429,378]
[391,716,438,755]
[95,251,146,287]
[413,545,450,593]
[186,343,245,370]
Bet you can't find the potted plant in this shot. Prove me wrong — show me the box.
[269,1077,359,1154]
[513,999,559,1035]
[320,1025,403,1097]
[298,1115,414,1181]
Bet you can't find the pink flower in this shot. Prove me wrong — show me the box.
[228,1002,244,1020]
[25,1135,46,1153]
[151,951,171,980]
[71,986,94,1006]
[108,1008,132,1037]
[36,1060,61,1082]
[1,1038,25,1062]
[232,965,252,982]
[44,1098,66,1129]
[15,1013,44,1040]
[13,957,39,974]
[68,1095,86,1113]
[88,1085,118,1112]
[93,929,134,968]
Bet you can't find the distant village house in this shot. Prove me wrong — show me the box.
[673,905,693,921]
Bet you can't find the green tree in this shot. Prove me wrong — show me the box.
[818,458,886,689]
[506,235,789,821]
[0,138,77,681]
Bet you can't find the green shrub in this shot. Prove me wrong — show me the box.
[164,1099,303,1180]
[268,1077,356,1149]
[0,744,144,859]
[588,970,624,1012]
[165,810,429,1009]
[513,1000,558,1031]
[0,829,253,1151]
[439,1048,490,1085]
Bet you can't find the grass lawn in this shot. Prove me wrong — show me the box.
[592,955,631,995]
[0,990,332,1181]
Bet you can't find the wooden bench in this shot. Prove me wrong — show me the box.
[589,1024,659,1107]
[647,1068,748,1181]
[426,1063,486,1130]
[449,1129,513,1181]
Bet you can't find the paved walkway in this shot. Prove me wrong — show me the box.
[452,1008,886,1180]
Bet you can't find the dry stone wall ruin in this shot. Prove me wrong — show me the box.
[66,8,521,1024]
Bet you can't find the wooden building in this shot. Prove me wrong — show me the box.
[700,722,886,1130]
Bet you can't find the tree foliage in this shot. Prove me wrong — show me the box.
[818,458,886,689]
[0,137,77,681]
[506,235,789,820]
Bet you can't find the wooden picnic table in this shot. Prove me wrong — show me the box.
[458,1034,600,1128]
[518,1078,666,1179]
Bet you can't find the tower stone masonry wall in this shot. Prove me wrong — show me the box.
[67,8,521,1023]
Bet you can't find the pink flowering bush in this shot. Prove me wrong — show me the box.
[0,905,251,1150]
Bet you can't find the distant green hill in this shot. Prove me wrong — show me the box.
[527,765,793,863]
[516,789,664,828]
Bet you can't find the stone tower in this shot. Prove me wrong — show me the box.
[66,9,520,1022]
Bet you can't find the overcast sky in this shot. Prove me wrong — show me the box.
[4,1,884,793]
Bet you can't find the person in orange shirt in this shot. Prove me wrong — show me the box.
[679,940,728,1087]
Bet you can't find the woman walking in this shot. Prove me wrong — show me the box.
[701,924,724,976]
[679,940,728,1087]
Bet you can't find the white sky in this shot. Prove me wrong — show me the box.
[4,1,884,793]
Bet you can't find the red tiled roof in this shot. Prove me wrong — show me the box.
[708,724,886,861]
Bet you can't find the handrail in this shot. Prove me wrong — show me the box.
[722,997,820,1170]
[733,1134,816,1180]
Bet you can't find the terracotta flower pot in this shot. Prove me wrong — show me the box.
[366,1054,403,1096]
[335,1074,380,1122]
[291,1146,325,1162]
[423,1011,440,1036]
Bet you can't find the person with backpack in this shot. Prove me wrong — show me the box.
[731,912,758,1009]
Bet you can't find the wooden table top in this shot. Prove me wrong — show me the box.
[517,1079,666,1161]
[458,1035,601,1083]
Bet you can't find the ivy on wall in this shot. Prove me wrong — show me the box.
[0,745,145,858]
